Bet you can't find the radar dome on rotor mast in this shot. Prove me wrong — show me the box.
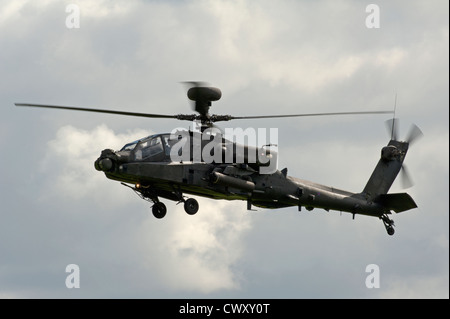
[187,86,222,117]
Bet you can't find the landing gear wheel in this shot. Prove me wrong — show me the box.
[381,214,395,236]
[387,226,395,236]
[184,198,199,215]
[152,202,167,219]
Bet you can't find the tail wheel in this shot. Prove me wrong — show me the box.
[184,198,199,215]
[387,226,395,236]
[152,202,167,219]
[381,214,395,236]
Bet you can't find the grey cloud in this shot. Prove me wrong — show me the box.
[1,0,448,298]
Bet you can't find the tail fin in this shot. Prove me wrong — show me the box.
[362,139,409,199]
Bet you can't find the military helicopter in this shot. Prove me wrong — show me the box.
[15,83,422,235]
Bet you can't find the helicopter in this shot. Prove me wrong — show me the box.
[15,83,422,235]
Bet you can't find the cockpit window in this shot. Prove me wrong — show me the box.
[134,136,163,160]
[120,134,158,152]
[120,140,139,151]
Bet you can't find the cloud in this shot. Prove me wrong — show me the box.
[145,200,252,294]
[380,274,449,299]
[34,124,252,296]
[1,0,448,299]
[39,124,152,202]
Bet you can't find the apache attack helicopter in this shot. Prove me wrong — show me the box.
[15,83,422,235]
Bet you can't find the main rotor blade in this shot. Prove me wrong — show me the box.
[229,110,393,121]
[16,103,394,125]
[15,103,179,119]
[181,81,210,89]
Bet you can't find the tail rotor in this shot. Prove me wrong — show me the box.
[385,118,423,189]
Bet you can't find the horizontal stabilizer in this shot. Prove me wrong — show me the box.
[374,193,417,213]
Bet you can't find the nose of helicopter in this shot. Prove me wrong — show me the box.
[95,157,113,171]
[94,149,116,172]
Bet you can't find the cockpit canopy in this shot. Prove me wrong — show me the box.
[120,134,178,162]
[118,131,277,168]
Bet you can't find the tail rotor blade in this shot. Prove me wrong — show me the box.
[400,164,414,189]
[406,124,423,145]
[385,118,399,141]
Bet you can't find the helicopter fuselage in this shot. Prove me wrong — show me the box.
[94,132,387,218]
[105,160,384,216]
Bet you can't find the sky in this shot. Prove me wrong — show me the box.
[0,0,448,299]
